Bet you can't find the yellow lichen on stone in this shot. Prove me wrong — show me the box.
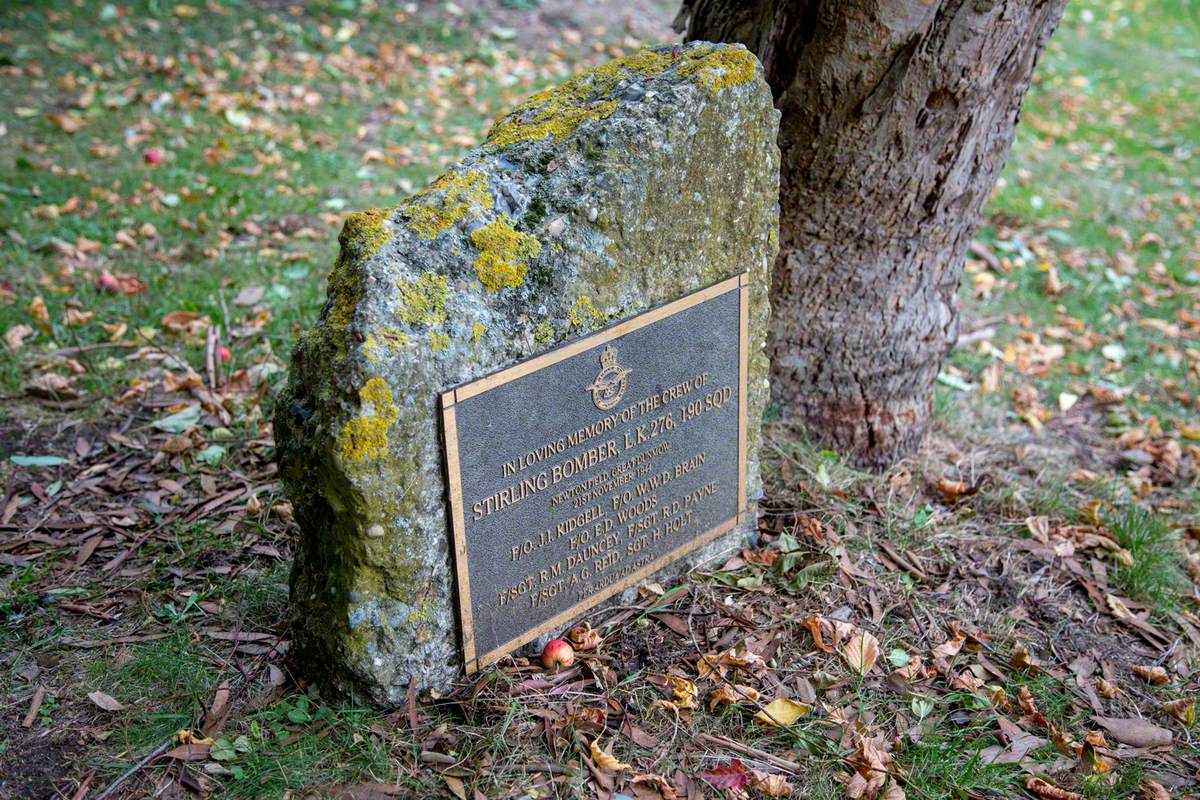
[337,378,399,464]
[486,101,617,149]
[397,272,450,325]
[429,332,450,352]
[340,207,393,259]
[323,209,394,346]
[363,328,409,363]
[483,46,754,149]
[471,321,485,343]
[470,218,541,291]
[484,48,682,149]
[567,295,605,332]
[400,170,493,240]
[677,46,757,94]
[534,321,554,344]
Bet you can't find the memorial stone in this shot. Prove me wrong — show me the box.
[276,42,779,704]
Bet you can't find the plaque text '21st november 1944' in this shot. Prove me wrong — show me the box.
[441,274,749,669]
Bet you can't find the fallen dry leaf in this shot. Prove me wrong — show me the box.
[4,324,34,351]
[567,621,603,651]
[755,696,810,727]
[1161,698,1195,726]
[64,308,94,327]
[442,775,467,800]
[163,743,210,761]
[174,729,214,746]
[701,759,746,790]
[842,631,880,675]
[666,675,698,710]
[845,734,892,799]
[1080,730,1112,775]
[589,738,631,772]
[708,683,760,710]
[802,615,833,653]
[49,112,83,133]
[1092,715,1173,748]
[980,724,1045,765]
[935,476,977,503]
[28,372,78,399]
[749,770,792,798]
[1018,686,1049,729]
[1137,779,1171,800]
[28,296,49,323]
[931,627,966,671]
[1024,776,1082,800]
[162,310,211,336]
[1026,516,1051,542]
[1132,664,1170,685]
[631,773,678,800]
[87,690,124,711]
[696,645,765,680]
[1009,646,1040,673]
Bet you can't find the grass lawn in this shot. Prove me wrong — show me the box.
[1,1,1197,798]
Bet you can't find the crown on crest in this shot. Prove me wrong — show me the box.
[599,345,619,368]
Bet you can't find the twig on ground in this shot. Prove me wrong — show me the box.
[955,325,997,349]
[92,739,173,800]
[205,325,217,391]
[21,685,46,728]
[695,733,802,774]
[52,342,139,358]
[70,769,96,800]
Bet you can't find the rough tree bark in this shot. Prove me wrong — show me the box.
[676,0,1066,467]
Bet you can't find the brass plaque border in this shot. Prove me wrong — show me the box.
[440,272,750,672]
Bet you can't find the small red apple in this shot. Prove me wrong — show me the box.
[217,345,232,363]
[97,273,119,292]
[541,638,575,670]
[143,148,163,165]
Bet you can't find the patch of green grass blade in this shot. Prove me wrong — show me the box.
[1078,760,1146,799]
[218,705,402,799]
[86,635,219,759]
[896,725,1021,800]
[1007,674,1082,731]
[1106,505,1187,613]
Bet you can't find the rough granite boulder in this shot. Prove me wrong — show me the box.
[275,42,780,705]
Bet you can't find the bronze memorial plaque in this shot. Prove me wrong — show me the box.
[441,274,749,670]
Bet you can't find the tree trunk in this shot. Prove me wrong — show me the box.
[676,0,1066,467]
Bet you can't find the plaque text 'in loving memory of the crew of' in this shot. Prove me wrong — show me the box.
[441,274,749,668]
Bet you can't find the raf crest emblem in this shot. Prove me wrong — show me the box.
[586,345,631,410]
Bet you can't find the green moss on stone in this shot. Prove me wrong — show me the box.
[400,170,494,239]
[470,218,542,291]
[397,272,450,325]
[324,254,361,335]
[522,196,548,228]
